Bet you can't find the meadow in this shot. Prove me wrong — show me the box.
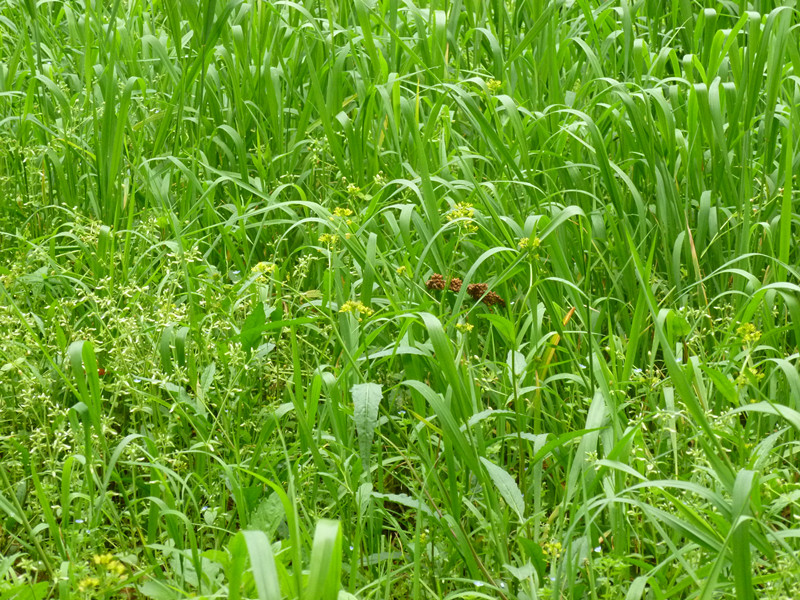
[1,0,800,598]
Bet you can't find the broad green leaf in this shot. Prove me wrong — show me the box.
[480,457,525,523]
[352,382,383,476]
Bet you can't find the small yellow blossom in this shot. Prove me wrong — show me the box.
[396,265,407,275]
[736,322,761,345]
[446,203,478,233]
[107,559,126,578]
[736,366,764,387]
[487,79,502,94]
[346,183,361,196]
[251,262,277,277]
[333,207,353,217]
[78,577,101,592]
[92,554,113,565]
[446,202,475,221]
[339,300,374,321]
[519,237,541,250]
[542,540,562,559]
[456,322,474,333]
[345,232,352,239]
[318,233,339,245]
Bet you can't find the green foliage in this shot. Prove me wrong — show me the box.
[2,0,800,599]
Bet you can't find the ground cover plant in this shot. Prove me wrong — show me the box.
[1,0,800,598]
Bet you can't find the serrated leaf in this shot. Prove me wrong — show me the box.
[480,457,525,523]
[352,383,382,476]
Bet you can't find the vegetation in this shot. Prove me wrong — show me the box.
[1,0,800,598]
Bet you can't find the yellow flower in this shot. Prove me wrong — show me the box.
[318,233,339,246]
[487,79,502,94]
[107,559,126,578]
[339,300,374,320]
[446,202,475,222]
[456,322,474,333]
[736,322,761,345]
[332,207,353,218]
[519,237,541,250]
[78,577,101,592]
[251,262,277,277]
[542,540,562,558]
[92,554,113,565]
[396,265,407,275]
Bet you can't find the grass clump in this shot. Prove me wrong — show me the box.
[2,1,800,599]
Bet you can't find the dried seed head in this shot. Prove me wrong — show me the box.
[483,291,506,307]
[467,283,488,300]
[449,277,463,292]
[426,273,446,291]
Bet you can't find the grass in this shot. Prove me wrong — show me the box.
[1,0,800,598]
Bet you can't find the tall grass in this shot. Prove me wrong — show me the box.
[1,0,799,598]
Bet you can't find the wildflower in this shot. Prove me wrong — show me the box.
[737,322,761,345]
[519,237,541,250]
[251,262,277,278]
[345,232,352,239]
[330,207,353,220]
[346,183,361,196]
[318,233,339,246]
[487,79,502,94]
[339,300,374,321]
[78,577,101,592]
[426,273,446,291]
[736,366,764,387]
[456,322,474,333]
[396,266,407,275]
[93,554,113,565]
[542,540,563,559]
[106,560,126,578]
[449,277,463,292]
[446,202,475,221]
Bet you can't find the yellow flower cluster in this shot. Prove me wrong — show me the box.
[518,237,541,250]
[396,265,407,275]
[736,322,761,345]
[542,540,563,558]
[456,322,474,333]
[487,79,502,94]
[78,577,100,592]
[446,203,478,233]
[93,553,126,577]
[446,202,475,221]
[737,366,764,387]
[339,300,374,320]
[346,183,361,196]
[318,233,339,245]
[251,262,277,278]
[332,207,353,218]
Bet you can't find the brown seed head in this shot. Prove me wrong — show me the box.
[467,283,489,300]
[448,277,463,292]
[426,273,446,291]
[483,291,506,308]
